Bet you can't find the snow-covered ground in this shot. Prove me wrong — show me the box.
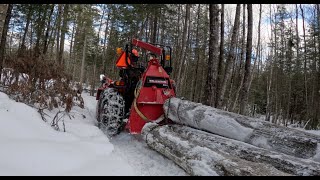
[0,91,187,176]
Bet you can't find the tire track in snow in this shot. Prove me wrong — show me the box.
[82,93,188,176]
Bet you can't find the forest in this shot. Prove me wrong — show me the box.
[0,4,319,130]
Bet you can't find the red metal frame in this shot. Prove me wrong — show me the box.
[128,58,176,134]
[132,38,163,56]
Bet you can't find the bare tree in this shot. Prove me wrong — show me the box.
[58,4,69,66]
[79,24,87,88]
[300,4,308,117]
[192,4,201,102]
[177,4,190,94]
[217,4,241,108]
[203,4,219,106]
[0,4,13,80]
[215,4,225,108]
[231,4,246,112]
[239,4,253,115]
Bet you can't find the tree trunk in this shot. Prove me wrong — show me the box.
[151,6,158,44]
[176,4,190,94]
[164,97,320,160]
[217,4,240,108]
[58,4,69,66]
[35,5,48,57]
[19,5,32,54]
[248,4,262,93]
[43,4,55,55]
[203,4,219,106]
[300,4,308,120]
[68,22,75,73]
[79,28,87,88]
[56,4,62,63]
[231,4,246,112]
[180,7,192,96]
[239,4,253,115]
[192,5,201,102]
[102,6,110,74]
[90,7,105,96]
[215,4,225,108]
[0,4,13,80]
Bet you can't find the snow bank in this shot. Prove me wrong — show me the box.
[0,92,135,176]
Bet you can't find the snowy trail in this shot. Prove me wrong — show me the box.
[0,90,187,175]
[0,92,135,176]
[82,93,188,176]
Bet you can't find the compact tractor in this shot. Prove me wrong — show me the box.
[96,38,176,136]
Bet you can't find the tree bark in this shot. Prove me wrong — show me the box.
[68,21,75,73]
[239,4,253,115]
[0,4,13,80]
[248,4,262,93]
[217,4,240,108]
[231,4,246,112]
[43,4,55,55]
[20,5,32,54]
[176,4,190,94]
[56,4,62,63]
[151,6,158,44]
[79,27,87,88]
[164,97,320,160]
[192,4,201,102]
[180,6,192,96]
[215,4,225,108]
[58,4,69,66]
[144,124,320,176]
[143,123,291,176]
[90,6,105,96]
[300,4,308,119]
[203,4,219,106]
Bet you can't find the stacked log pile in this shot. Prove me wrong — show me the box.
[141,98,320,176]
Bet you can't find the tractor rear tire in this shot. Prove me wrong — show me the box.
[97,88,125,136]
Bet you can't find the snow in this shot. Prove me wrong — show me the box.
[110,133,188,176]
[0,92,135,176]
[0,91,187,176]
[314,145,320,162]
[251,136,272,149]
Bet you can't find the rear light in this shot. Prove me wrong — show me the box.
[115,81,125,86]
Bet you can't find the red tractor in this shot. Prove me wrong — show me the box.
[96,39,176,136]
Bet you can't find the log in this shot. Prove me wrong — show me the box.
[171,125,320,176]
[142,123,290,176]
[164,98,320,160]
